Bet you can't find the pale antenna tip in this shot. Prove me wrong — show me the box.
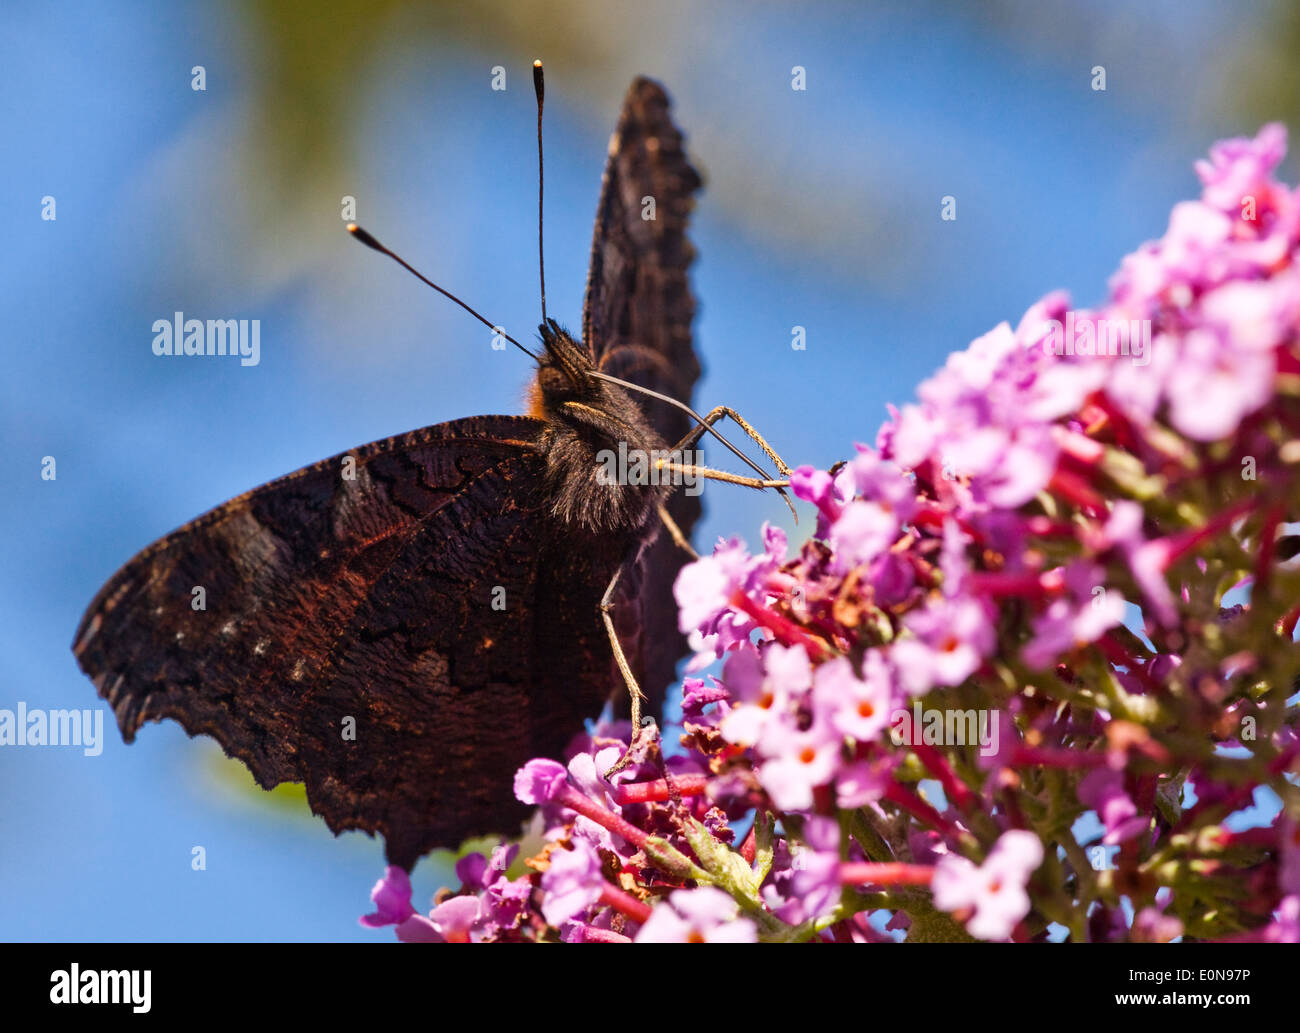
[346,224,384,252]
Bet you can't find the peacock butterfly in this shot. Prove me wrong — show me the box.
[72,71,783,869]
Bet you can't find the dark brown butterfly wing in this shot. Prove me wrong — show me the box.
[72,415,620,867]
[583,77,704,714]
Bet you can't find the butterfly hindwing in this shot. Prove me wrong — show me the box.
[72,414,619,863]
[296,457,628,866]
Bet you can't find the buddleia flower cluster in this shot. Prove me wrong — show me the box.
[364,124,1300,943]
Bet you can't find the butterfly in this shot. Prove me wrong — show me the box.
[72,72,785,870]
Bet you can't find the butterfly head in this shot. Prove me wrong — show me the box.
[535,318,598,397]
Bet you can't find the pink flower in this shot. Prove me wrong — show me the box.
[892,597,995,696]
[719,643,810,750]
[830,499,902,568]
[814,653,894,743]
[427,896,480,942]
[1194,123,1287,212]
[1078,768,1149,845]
[756,718,842,811]
[540,839,605,926]
[513,758,569,805]
[636,887,758,943]
[931,830,1044,941]
[835,755,896,808]
[1164,328,1274,441]
[1021,563,1126,669]
[673,536,755,634]
[674,530,787,657]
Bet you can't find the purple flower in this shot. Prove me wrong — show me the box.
[636,887,758,943]
[719,643,810,750]
[1021,563,1125,669]
[359,866,415,929]
[787,816,842,922]
[427,895,480,943]
[1194,123,1287,212]
[540,839,606,926]
[931,830,1044,941]
[791,465,844,533]
[892,597,995,696]
[514,758,569,805]
[814,653,893,743]
[681,675,730,718]
[484,876,532,934]
[455,844,529,937]
[1078,768,1149,845]
[360,866,474,942]
[456,843,517,891]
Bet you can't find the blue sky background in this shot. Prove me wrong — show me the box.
[1,0,1293,940]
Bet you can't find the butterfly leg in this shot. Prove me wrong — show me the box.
[670,405,794,478]
[599,562,652,778]
[653,459,789,491]
[666,406,797,519]
[656,503,698,559]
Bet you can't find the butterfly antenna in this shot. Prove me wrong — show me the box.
[346,223,541,363]
[533,59,548,327]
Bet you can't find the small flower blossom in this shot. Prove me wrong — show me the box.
[513,759,568,805]
[892,597,995,696]
[540,839,606,926]
[1078,768,1149,845]
[636,888,758,943]
[756,718,842,811]
[428,896,480,943]
[360,866,416,929]
[815,653,893,743]
[718,643,810,750]
[932,831,1044,941]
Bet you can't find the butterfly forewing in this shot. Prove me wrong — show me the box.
[583,77,704,713]
[74,416,611,864]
